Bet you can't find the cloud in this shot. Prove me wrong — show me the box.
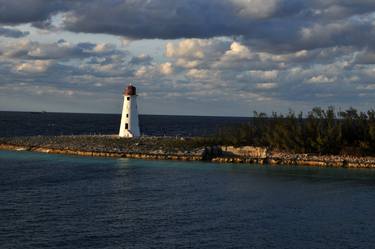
[62,1,236,39]
[1,39,124,60]
[15,60,52,73]
[93,43,115,53]
[165,39,213,59]
[61,1,375,53]
[134,66,148,78]
[159,62,174,75]
[223,42,253,60]
[0,26,29,38]
[354,50,375,65]
[306,75,338,84]
[185,69,210,79]
[0,1,374,53]
[248,70,279,81]
[230,0,279,18]
[0,0,67,25]
[3,34,374,114]
[1,1,375,114]
[0,39,135,98]
[129,54,153,65]
[256,83,278,89]
[157,37,375,109]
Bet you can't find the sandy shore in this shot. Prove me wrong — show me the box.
[1,135,375,168]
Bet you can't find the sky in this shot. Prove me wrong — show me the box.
[0,0,374,116]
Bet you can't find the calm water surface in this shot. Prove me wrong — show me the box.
[0,111,249,137]
[1,151,375,248]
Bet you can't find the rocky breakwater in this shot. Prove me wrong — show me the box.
[211,146,267,164]
[265,151,375,168]
[212,146,375,168]
[1,136,375,168]
[0,135,221,161]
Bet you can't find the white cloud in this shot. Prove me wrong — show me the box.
[120,37,133,47]
[165,39,209,59]
[256,82,278,89]
[159,62,174,75]
[15,60,52,73]
[248,70,278,80]
[185,69,210,79]
[223,42,252,60]
[93,43,114,52]
[176,59,200,69]
[135,66,149,77]
[306,75,337,84]
[357,84,375,90]
[92,63,115,73]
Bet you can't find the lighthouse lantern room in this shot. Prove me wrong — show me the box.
[119,84,141,138]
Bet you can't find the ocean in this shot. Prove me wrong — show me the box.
[1,111,375,248]
[0,111,249,137]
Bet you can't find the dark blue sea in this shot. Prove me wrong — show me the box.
[1,111,375,248]
[0,111,250,137]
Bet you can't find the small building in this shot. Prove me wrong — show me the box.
[119,84,140,138]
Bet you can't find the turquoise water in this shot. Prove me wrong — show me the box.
[1,151,375,248]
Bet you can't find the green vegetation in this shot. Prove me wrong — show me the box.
[213,107,375,156]
[1,107,374,157]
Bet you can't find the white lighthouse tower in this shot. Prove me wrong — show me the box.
[119,84,141,138]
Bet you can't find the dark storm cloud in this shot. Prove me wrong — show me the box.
[1,0,375,52]
[0,0,68,25]
[60,0,317,43]
[61,0,375,51]
[239,17,375,52]
[63,0,238,39]
[0,26,29,38]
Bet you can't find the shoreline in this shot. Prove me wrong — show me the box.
[1,135,375,168]
[0,143,204,161]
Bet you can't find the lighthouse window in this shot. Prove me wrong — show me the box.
[125,123,128,129]
[127,97,130,101]
[126,114,128,117]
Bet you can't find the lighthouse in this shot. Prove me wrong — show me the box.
[119,84,141,138]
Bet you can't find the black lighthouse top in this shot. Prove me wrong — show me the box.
[124,84,136,95]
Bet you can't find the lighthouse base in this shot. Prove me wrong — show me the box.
[119,129,140,138]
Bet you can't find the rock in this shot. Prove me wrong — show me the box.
[221,146,267,158]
